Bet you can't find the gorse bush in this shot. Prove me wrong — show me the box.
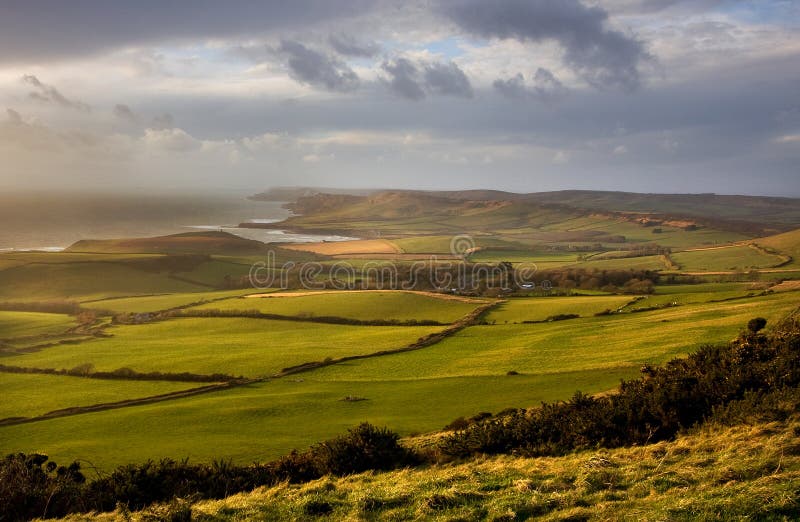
[0,453,87,520]
[0,423,414,520]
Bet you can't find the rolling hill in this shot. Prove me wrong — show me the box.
[65,231,271,255]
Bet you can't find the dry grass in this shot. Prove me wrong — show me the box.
[69,417,800,521]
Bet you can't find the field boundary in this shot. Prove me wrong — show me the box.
[273,300,503,377]
[0,379,260,427]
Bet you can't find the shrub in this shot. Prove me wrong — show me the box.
[309,423,415,475]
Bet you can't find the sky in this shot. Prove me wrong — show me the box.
[0,0,798,196]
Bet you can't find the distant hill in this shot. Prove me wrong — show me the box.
[249,186,379,202]
[66,231,270,255]
[253,188,800,237]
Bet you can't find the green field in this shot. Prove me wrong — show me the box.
[0,261,205,301]
[671,245,786,271]
[0,373,203,419]
[1,290,797,470]
[0,370,634,469]
[191,291,485,323]
[310,292,800,383]
[755,228,800,268]
[0,311,76,339]
[83,289,265,313]
[485,295,635,323]
[6,318,444,378]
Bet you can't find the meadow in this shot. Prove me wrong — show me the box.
[6,317,444,378]
[0,373,203,419]
[1,287,796,470]
[82,289,264,313]
[190,291,486,323]
[671,244,786,271]
[0,311,76,339]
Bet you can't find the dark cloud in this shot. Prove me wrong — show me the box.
[279,40,360,92]
[0,0,378,64]
[381,58,426,100]
[423,61,473,98]
[150,113,175,130]
[22,75,91,112]
[493,74,529,100]
[494,68,568,103]
[6,108,23,124]
[442,0,649,91]
[532,68,569,103]
[381,58,473,100]
[113,104,137,122]
[328,33,381,57]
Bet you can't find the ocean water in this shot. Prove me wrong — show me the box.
[0,192,353,251]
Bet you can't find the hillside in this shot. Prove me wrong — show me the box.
[754,227,800,269]
[85,417,800,521]
[65,231,270,255]
[247,190,800,247]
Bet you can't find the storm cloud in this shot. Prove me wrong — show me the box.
[279,40,360,92]
[0,0,378,64]
[0,1,797,195]
[494,68,568,103]
[442,0,650,90]
[381,58,474,100]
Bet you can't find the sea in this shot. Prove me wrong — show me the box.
[0,192,355,251]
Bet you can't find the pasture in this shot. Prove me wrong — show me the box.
[5,317,444,378]
[671,245,786,271]
[485,295,635,323]
[83,289,264,313]
[191,290,486,323]
[0,373,203,419]
[0,311,76,339]
[1,288,796,470]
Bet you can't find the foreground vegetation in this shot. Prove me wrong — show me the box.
[92,417,800,521]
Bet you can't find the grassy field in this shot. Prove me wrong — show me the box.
[2,290,796,471]
[0,261,206,301]
[99,417,800,521]
[485,295,635,323]
[309,293,800,383]
[755,228,800,268]
[6,318,444,378]
[623,282,765,309]
[191,291,486,323]
[671,244,786,271]
[0,311,76,339]
[0,370,633,470]
[82,289,265,313]
[0,373,203,419]
[571,255,668,271]
[469,249,581,264]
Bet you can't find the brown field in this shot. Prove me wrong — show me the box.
[280,239,400,255]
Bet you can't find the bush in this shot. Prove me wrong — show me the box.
[0,453,86,520]
[309,423,415,475]
[748,317,767,333]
